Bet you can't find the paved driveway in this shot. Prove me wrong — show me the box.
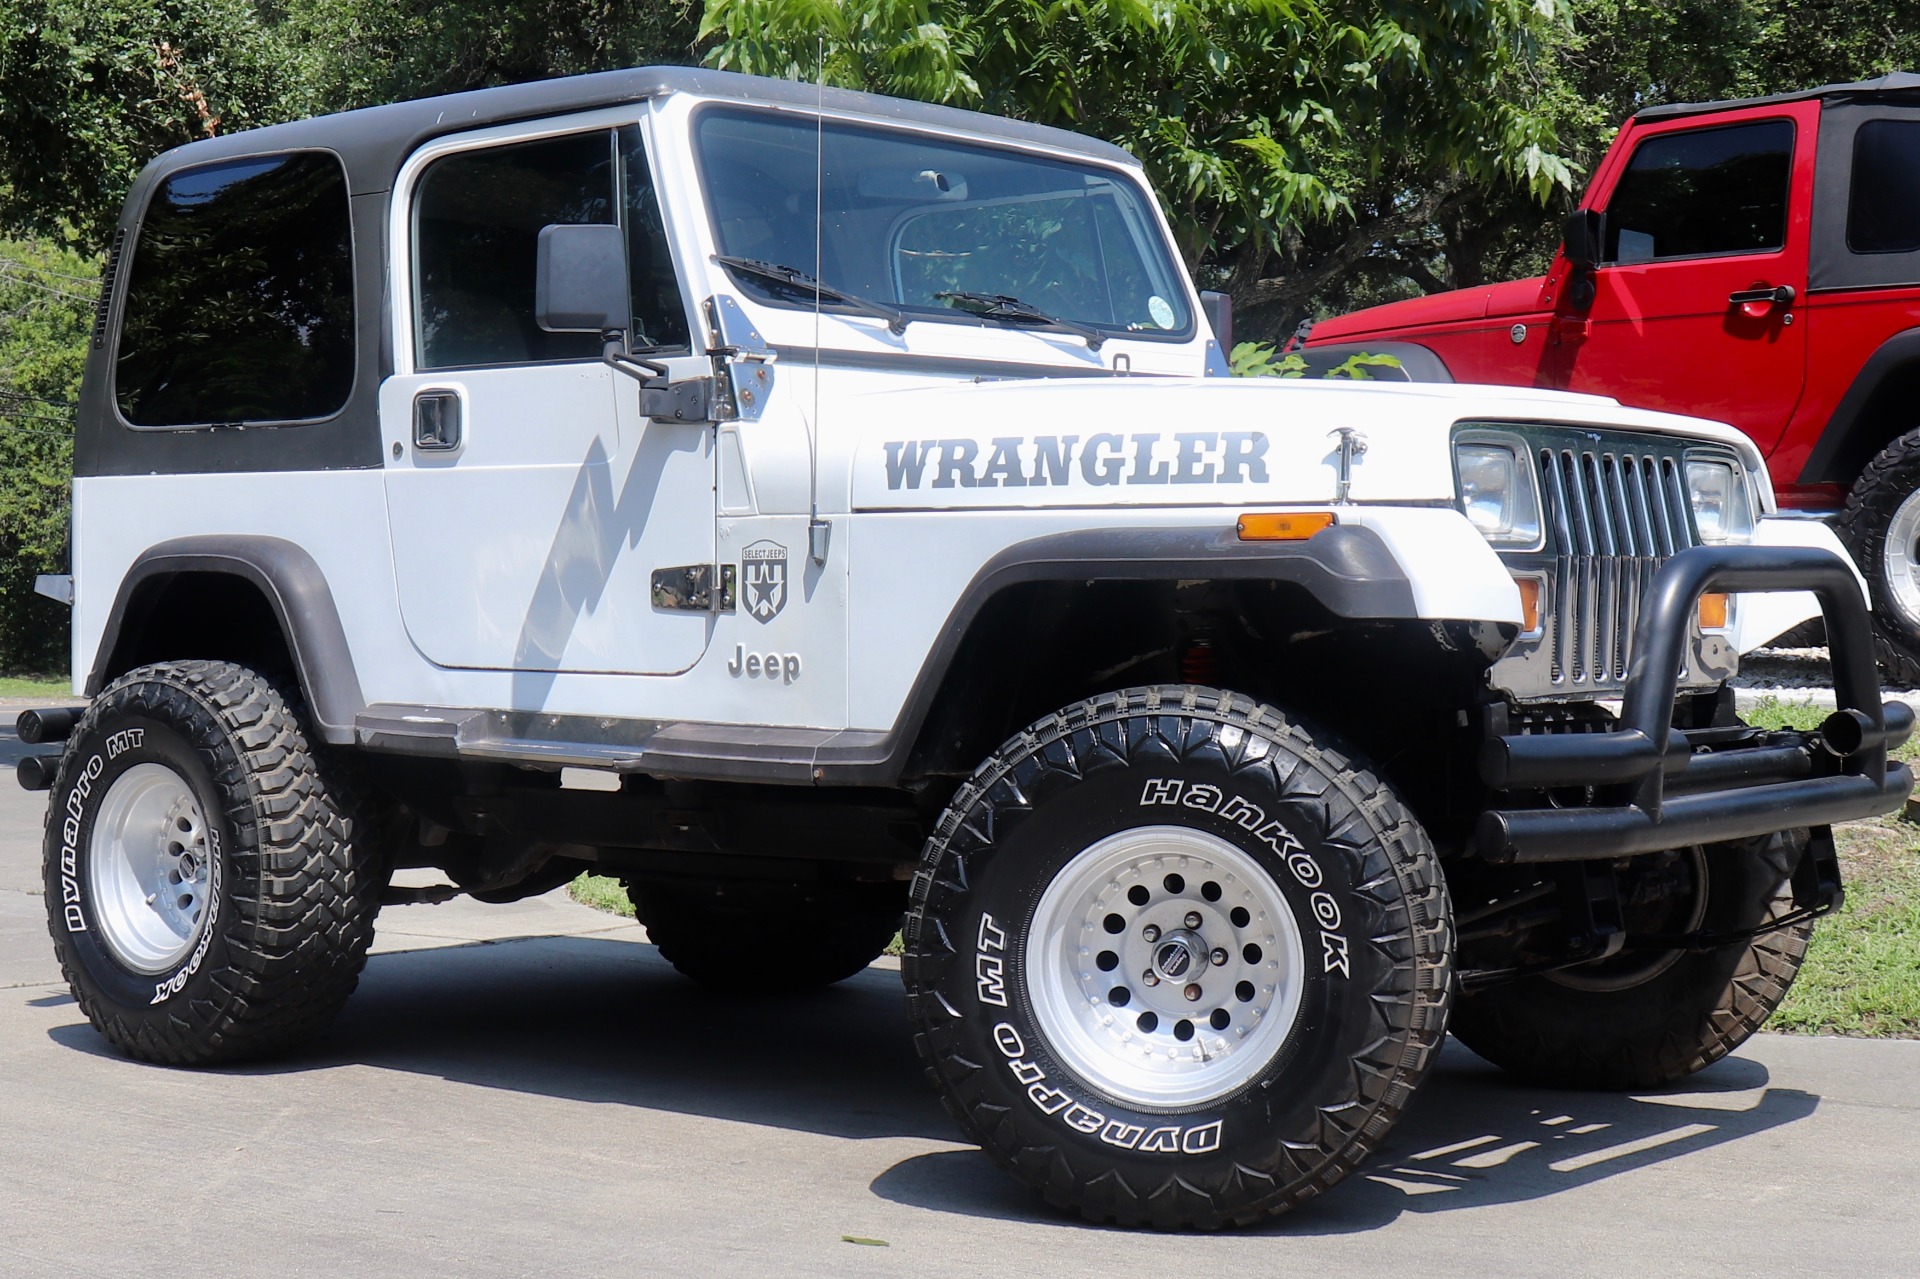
[0,714,1915,1277]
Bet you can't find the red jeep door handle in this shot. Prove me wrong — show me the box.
[1728,284,1795,307]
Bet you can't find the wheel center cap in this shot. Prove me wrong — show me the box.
[1151,930,1206,980]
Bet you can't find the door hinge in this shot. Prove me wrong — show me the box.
[640,376,714,423]
[651,564,736,613]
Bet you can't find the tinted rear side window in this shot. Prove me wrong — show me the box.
[117,152,355,426]
[1848,120,1920,254]
[1604,121,1794,263]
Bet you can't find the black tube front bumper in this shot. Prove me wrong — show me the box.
[1476,545,1914,863]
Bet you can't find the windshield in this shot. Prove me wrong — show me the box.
[693,106,1193,340]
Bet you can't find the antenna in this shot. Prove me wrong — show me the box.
[806,37,831,567]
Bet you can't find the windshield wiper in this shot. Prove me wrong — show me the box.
[935,290,1105,351]
[711,255,907,334]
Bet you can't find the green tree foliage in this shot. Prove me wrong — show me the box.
[0,1,704,249]
[0,238,94,672]
[700,0,1573,337]
[0,0,294,251]
[275,1,702,112]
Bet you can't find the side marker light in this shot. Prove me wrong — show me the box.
[1236,512,1335,542]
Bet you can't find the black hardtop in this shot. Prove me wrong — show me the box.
[1631,71,1920,124]
[130,64,1139,198]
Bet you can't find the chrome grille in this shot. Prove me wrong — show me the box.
[1538,445,1698,689]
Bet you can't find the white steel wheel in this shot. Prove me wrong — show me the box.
[85,762,215,974]
[1026,825,1306,1109]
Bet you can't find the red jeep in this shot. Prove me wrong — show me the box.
[1305,73,1920,676]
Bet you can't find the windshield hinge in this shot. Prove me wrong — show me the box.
[703,294,777,422]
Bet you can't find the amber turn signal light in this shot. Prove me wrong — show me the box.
[1698,592,1729,630]
[1514,576,1543,634]
[1236,511,1335,541]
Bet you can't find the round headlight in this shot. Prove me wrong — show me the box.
[1455,443,1542,547]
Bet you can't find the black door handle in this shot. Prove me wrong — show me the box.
[1728,284,1795,307]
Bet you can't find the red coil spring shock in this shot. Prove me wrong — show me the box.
[1180,638,1218,686]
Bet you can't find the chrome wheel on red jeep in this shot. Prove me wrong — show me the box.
[1839,425,1920,684]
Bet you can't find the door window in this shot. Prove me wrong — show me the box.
[116,152,354,427]
[413,127,688,370]
[1848,120,1920,254]
[1603,120,1794,264]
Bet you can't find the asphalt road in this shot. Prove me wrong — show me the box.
[1,712,1916,1277]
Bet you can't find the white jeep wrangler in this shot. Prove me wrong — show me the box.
[23,67,1913,1227]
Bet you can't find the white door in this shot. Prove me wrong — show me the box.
[381,120,711,675]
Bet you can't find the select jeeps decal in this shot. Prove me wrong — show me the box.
[881,431,1270,491]
[742,539,788,623]
[992,1019,1223,1155]
[1140,778,1351,979]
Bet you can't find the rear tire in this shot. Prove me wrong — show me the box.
[904,686,1452,1228]
[629,881,903,992]
[44,661,382,1065]
[1450,833,1811,1090]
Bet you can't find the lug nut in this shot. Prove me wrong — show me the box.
[1142,969,1161,987]
[1142,924,1161,943]
[1183,983,1203,1002]
[1211,948,1229,966]
[1184,911,1203,929]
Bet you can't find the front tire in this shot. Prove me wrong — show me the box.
[1838,427,1920,683]
[1449,833,1812,1090]
[44,661,381,1064]
[904,687,1452,1228]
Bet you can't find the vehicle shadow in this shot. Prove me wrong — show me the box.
[49,930,953,1142]
[869,1047,1818,1232]
[44,929,1824,1232]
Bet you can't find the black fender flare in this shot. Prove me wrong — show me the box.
[1797,326,1920,487]
[1294,340,1454,383]
[864,523,1418,780]
[85,536,364,744]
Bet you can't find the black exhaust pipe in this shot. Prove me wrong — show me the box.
[16,706,80,745]
[17,754,63,791]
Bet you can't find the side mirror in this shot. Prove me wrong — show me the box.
[535,223,628,333]
[1562,208,1602,272]
[1200,290,1233,350]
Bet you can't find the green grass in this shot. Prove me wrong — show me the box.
[1740,695,1829,733]
[1774,817,1920,1037]
[568,873,634,918]
[1742,694,1920,766]
[0,672,72,698]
